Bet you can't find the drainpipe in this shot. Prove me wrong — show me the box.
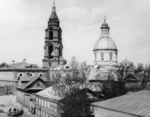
[12,68,15,95]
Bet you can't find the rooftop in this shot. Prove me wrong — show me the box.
[92,90,150,117]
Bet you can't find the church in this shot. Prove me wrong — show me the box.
[91,17,119,80]
[0,0,119,95]
[42,2,119,80]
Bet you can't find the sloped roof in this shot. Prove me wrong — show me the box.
[17,76,46,90]
[20,75,32,82]
[36,86,61,100]
[124,74,138,82]
[125,73,145,82]
[92,90,150,117]
[1,62,41,69]
[0,62,47,72]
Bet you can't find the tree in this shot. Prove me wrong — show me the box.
[0,62,6,68]
[51,57,130,117]
[52,57,93,117]
[117,59,135,80]
[135,63,144,73]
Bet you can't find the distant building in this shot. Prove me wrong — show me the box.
[0,60,47,94]
[42,1,67,68]
[125,72,147,89]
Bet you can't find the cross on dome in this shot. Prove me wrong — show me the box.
[102,16,108,27]
[53,0,55,6]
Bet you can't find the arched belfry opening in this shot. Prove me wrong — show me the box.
[48,45,53,59]
[49,28,53,40]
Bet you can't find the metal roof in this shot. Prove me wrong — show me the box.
[92,90,150,117]
[0,62,48,72]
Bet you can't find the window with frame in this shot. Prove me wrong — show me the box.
[41,99,43,106]
[101,52,104,61]
[44,100,46,108]
[36,98,38,105]
[39,99,41,106]
[110,52,112,61]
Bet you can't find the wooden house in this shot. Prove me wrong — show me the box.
[16,76,48,109]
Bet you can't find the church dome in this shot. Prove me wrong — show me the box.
[93,37,117,51]
[93,17,117,51]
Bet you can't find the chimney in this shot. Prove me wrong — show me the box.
[12,60,15,64]
[23,59,26,63]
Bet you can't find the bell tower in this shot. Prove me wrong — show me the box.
[42,1,67,68]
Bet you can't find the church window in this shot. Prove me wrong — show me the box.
[101,52,104,61]
[110,52,112,61]
[49,28,53,40]
[48,45,53,59]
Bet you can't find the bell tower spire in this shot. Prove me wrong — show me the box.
[52,0,56,12]
[42,1,67,68]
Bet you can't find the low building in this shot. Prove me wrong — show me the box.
[92,90,150,117]
[125,73,146,89]
[0,61,48,94]
[16,76,48,109]
[35,86,61,117]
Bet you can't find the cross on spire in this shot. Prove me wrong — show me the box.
[53,0,55,6]
[104,16,106,23]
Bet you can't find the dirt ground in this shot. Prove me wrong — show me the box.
[0,95,33,117]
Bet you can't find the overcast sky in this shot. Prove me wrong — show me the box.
[0,0,150,66]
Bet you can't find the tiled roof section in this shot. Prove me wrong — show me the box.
[20,76,32,81]
[92,90,150,117]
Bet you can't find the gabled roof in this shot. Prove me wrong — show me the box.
[124,74,138,82]
[125,73,145,82]
[92,90,150,117]
[17,76,47,90]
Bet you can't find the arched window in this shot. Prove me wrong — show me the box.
[110,52,112,61]
[48,45,53,59]
[101,52,104,61]
[49,28,53,40]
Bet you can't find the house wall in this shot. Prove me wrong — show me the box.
[16,90,31,108]
[0,71,47,95]
[35,95,60,117]
[94,106,138,117]
[16,90,25,105]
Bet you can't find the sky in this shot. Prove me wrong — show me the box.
[0,0,150,67]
